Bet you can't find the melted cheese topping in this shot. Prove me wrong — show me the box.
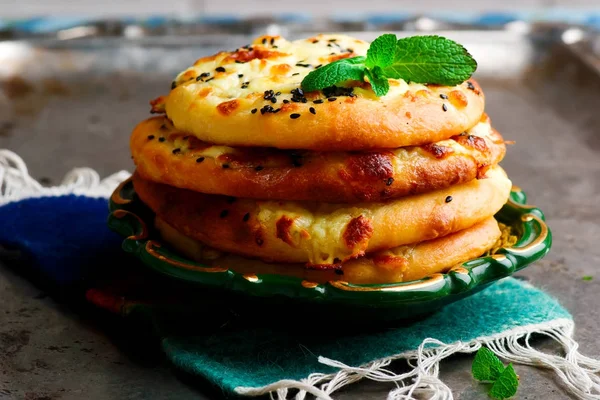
[171,34,427,106]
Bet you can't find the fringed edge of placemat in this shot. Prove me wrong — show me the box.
[0,150,130,205]
[236,318,600,400]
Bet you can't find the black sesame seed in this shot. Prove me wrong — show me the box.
[290,113,301,119]
[309,107,316,115]
[292,73,300,76]
[301,98,307,103]
[329,52,336,55]
[313,99,323,104]
[256,238,264,246]
[296,63,311,68]
[158,137,166,142]
[347,48,354,52]
[274,108,281,113]
[275,91,281,96]
[172,148,181,154]
[445,196,453,203]
[283,99,290,104]
[215,66,226,73]
[251,108,257,114]
[235,60,244,64]
[312,39,319,44]
[260,105,275,114]
[196,76,203,81]
[238,74,244,78]
[196,157,205,163]
[171,81,176,89]
[273,45,278,49]
[292,88,304,96]
[467,81,475,90]
[440,94,448,99]
[219,210,229,218]
[270,98,277,103]
[226,196,237,204]
[262,38,267,44]
[442,104,448,112]
[327,43,333,48]
[334,269,344,275]
[315,64,322,69]
[241,82,249,89]
[147,135,155,140]
[328,38,337,42]
[328,97,337,102]
[160,124,167,130]
[270,38,275,45]
[222,164,230,169]
[204,77,214,82]
[255,165,264,171]
[386,177,394,186]
[243,213,250,222]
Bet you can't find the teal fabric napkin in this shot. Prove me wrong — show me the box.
[87,276,598,399]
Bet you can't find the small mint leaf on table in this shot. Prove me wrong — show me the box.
[301,56,366,92]
[365,66,389,97]
[472,347,505,382]
[489,364,519,400]
[365,33,397,69]
[382,35,477,86]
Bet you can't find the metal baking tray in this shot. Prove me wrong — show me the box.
[1,25,600,399]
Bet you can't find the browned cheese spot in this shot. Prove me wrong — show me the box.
[343,215,374,249]
[270,63,293,75]
[448,90,468,108]
[342,153,393,182]
[197,87,213,98]
[217,99,240,116]
[420,143,454,159]
[327,53,353,63]
[275,215,296,246]
[451,134,488,153]
[225,48,288,63]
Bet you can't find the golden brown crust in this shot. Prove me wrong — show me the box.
[131,115,505,202]
[155,216,501,284]
[132,166,511,265]
[160,34,485,151]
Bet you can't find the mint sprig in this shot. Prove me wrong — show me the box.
[472,347,519,399]
[301,34,477,96]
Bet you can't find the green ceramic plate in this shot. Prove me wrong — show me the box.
[107,179,551,319]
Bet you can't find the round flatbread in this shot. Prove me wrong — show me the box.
[159,34,485,151]
[132,166,511,266]
[155,216,501,284]
[131,114,505,202]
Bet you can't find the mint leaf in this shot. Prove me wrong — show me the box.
[365,66,389,97]
[365,33,397,69]
[301,56,366,92]
[489,364,519,399]
[472,347,505,382]
[382,35,477,86]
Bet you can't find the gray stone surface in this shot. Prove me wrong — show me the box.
[0,37,599,399]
